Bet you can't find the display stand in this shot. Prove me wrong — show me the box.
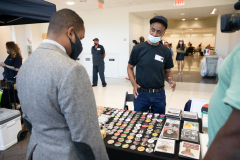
[103,109,203,160]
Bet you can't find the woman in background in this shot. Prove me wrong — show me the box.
[132,40,138,47]
[0,41,22,108]
[176,39,186,75]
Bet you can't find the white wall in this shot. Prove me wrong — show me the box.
[76,7,130,78]
[31,24,43,51]
[129,13,144,55]
[40,23,49,34]
[228,31,240,53]
[14,25,28,62]
[0,26,12,79]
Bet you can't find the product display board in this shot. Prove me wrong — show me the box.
[182,111,198,122]
[183,121,199,131]
[102,107,203,160]
[160,119,180,140]
[179,141,201,159]
[180,129,199,143]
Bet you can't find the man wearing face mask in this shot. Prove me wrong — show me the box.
[92,38,107,87]
[16,9,109,160]
[127,16,176,114]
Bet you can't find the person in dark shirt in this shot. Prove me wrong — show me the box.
[0,41,22,108]
[139,36,145,43]
[132,40,138,47]
[127,16,176,114]
[91,38,107,87]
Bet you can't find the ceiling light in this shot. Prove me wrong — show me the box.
[182,32,183,33]
[182,19,185,21]
[210,8,217,14]
[195,18,198,20]
[66,0,75,5]
[181,13,185,15]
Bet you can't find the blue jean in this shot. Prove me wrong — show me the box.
[93,64,106,86]
[134,90,166,114]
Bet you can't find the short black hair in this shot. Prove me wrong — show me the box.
[47,9,84,36]
[132,40,138,45]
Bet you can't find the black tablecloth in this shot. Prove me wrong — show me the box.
[104,119,202,160]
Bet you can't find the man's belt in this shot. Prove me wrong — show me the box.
[139,87,164,93]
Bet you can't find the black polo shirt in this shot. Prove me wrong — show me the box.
[128,41,174,89]
[91,44,105,66]
[4,54,22,80]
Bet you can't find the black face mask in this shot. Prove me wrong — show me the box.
[69,32,83,60]
[7,51,11,54]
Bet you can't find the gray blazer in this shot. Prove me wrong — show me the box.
[17,43,109,160]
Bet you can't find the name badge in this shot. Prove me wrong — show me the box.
[97,48,101,51]
[155,54,164,62]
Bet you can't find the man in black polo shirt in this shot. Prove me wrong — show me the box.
[91,38,107,87]
[127,16,176,114]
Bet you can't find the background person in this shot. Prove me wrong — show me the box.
[164,41,174,60]
[127,16,176,114]
[176,39,186,75]
[132,40,138,47]
[92,38,107,87]
[0,41,22,109]
[139,36,145,43]
[186,43,194,56]
[17,9,109,160]
[197,44,203,56]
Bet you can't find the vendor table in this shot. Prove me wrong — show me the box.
[103,109,202,160]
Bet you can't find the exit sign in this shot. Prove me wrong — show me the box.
[174,0,185,6]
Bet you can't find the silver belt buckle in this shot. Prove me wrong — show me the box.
[153,89,155,93]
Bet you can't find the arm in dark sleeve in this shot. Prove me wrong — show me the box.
[58,65,109,160]
[14,56,22,69]
[164,50,174,69]
[102,46,105,55]
[128,47,138,66]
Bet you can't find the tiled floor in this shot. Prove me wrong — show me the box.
[0,53,217,160]
[93,77,216,111]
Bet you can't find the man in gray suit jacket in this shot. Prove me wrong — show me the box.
[17,9,109,160]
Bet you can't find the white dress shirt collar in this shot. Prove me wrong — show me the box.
[42,39,66,53]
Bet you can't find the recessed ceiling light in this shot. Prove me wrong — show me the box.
[181,13,185,15]
[182,19,185,21]
[182,32,183,33]
[195,18,198,20]
[210,8,217,14]
[66,1,75,5]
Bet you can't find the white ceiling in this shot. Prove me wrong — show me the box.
[46,0,168,10]
[132,4,236,20]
